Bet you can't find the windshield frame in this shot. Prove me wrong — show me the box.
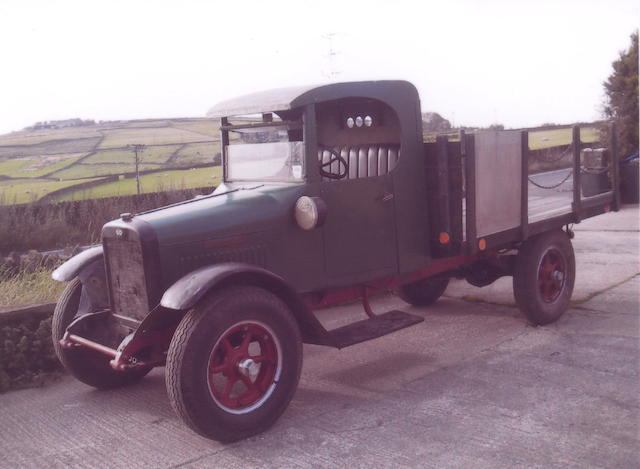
[221,116,306,184]
[225,141,306,183]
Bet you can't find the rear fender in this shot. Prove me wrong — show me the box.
[161,263,331,345]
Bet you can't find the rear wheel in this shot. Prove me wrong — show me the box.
[165,285,302,442]
[513,230,575,325]
[395,275,450,306]
[52,278,151,389]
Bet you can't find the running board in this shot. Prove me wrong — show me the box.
[328,310,424,349]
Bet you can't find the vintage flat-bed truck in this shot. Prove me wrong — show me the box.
[51,81,620,442]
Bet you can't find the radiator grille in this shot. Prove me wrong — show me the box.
[104,238,150,320]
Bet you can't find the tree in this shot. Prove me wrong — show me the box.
[603,31,638,159]
[422,112,452,132]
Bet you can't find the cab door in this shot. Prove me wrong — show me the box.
[320,173,397,281]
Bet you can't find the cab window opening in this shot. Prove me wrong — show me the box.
[316,98,401,181]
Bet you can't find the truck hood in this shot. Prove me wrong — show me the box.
[129,183,306,246]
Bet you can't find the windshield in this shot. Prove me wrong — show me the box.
[225,121,305,182]
[226,141,304,182]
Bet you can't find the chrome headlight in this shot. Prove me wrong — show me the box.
[294,196,327,230]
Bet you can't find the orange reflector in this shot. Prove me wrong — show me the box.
[439,232,450,244]
[478,238,487,251]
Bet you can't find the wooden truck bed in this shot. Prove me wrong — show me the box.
[425,125,619,257]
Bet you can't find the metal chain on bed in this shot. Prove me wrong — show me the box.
[528,165,611,190]
[527,169,574,189]
[529,144,573,163]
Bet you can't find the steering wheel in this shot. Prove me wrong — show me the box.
[319,146,349,180]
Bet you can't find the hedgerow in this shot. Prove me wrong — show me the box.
[0,314,61,392]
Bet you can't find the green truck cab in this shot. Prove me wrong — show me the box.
[52,81,619,442]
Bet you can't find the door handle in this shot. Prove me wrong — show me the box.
[381,192,394,203]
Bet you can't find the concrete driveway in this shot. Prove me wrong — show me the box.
[1,205,638,469]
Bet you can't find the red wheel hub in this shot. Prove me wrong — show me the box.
[538,248,566,303]
[207,322,279,412]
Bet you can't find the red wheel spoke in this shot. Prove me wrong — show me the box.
[221,338,234,353]
[252,354,268,364]
[239,329,253,354]
[210,362,227,374]
[545,283,554,298]
[207,322,280,411]
[540,283,548,298]
[239,374,258,392]
[537,249,567,303]
[254,355,276,367]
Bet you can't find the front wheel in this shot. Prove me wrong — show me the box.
[165,285,302,442]
[513,230,576,325]
[52,278,151,389]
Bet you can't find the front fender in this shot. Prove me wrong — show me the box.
[52,246,103,282]
[161,262,289,310]
[160,262,332,346]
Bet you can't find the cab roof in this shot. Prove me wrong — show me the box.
[207,80,419,118]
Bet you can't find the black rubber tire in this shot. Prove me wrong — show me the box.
[165,285,302,442]
[395,275,450,306]
[513,230,575,325]
[52,278,151,389]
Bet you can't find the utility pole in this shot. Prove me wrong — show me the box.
[128,144,146,195]
[322,33,341,81]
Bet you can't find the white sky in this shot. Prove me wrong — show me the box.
[0,0,637,135]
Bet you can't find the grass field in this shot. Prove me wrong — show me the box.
[171,120,218,137]
[528,127,601,150]
[98,127,209,148]
[0,158,31,176]
[116,119,172,128]
[0,155,83,178]
[50,162,165,180]
[0,126,103,146]
[174,142,221,165]
[0,137,101,160]
[83,145,181,164]
[54,166,221,201]
[0,177,103,205]
[424,126,602,149]
[0,116,604,205]
[0,266,66,308]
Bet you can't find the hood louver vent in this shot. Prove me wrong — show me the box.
[179,245,267,276]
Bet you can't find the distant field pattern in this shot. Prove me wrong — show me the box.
[55,167,221,201]
[0,117,602,205]
[0,155,82,178]
[84,145,180,164]
[171,120,218,137]
[99,127,210,148]
[528,127,601,150]
[0,177,103,205]
[50,163,164,180]
[174,142,221,165]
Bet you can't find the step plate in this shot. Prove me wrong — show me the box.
[328,310,424,349]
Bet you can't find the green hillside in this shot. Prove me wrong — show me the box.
[0,118,221,204]
[0,117,603,205]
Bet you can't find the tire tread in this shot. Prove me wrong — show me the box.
[165,285,302,442]
[513,230,575,325]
